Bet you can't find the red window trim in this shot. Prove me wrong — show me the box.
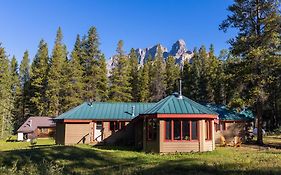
[109,121,126,131]
[205,120,212,140]
[164,119,199,142]
[147,118,157,141]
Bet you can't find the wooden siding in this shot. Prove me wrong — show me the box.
[34,127,55,138]
[159,119,215,153]
[143,115,160,153]
[159,120,199,153]
[64,123,91,145]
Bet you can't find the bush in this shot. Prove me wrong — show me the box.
[0,159,64,175]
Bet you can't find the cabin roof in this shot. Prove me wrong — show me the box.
[55,102,156,120]
[142,93,218,115]
[17,116,55,133]
[204,104,254,121]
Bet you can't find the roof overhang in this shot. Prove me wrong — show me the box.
[156,114,218,119]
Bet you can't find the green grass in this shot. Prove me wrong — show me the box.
[0,136,281,175]
[0,138,55,151]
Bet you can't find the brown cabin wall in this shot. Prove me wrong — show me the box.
[159,120,199,153]
[158,119,215,153]
[142,116,160,153]
[56,122,65,144]
[33,127,55,138]
[102,121,133,145]
[64,123,91,145]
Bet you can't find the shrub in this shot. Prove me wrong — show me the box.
[0,159,64,175]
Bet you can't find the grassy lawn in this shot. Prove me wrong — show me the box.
[0,136,280,175]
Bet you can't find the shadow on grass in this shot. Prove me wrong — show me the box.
[136,159,281,175]
[0,145,280,175]
[94,145,138,151]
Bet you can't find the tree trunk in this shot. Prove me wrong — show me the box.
[256,100,263,145]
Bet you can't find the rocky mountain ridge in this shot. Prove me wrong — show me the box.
[107,39,193,70]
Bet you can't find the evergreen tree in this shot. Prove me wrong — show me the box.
[96,54,109,101]
[10,56,21,131]
[80,27,103,101]
[63,36,84,111]
[139,63,150,102]
[18,51,30,127]
[220,0,281,144]
[0,45,13,138]
[46,27,68,116]
[197,46,210,102]
[109,40,132,102]
[149,45,166,101]
[189,48,201,100]
[182,58,192,97]
[165,56,180,95]
[129,48,139,102]
[30,39,49,116]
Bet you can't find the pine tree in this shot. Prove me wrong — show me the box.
[96,54,109,101]
[0,45,13,138]
[109,40,132,102]
[46,27,68,116]
[149,45,166,101]
[220,0,281,144]
[18,50,30,127]
[63,35,84,110]
[80,27,103,101]
[189,48,201,100]
[139,63,150,102]
[10,56,21,131]
[30,39,49,116]
[129,48,139,102]
[182,58,192,97]
[165,56,180,95]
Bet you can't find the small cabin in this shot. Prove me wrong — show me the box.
[17,117,55,141]
[134,93,218,153]
[55,93,219,153]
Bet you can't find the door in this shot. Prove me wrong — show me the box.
[94,121,103,142]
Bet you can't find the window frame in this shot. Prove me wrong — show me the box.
[147,118,157,141]
[205,120,212,140]
[109,121,126,131]
[164,119,199,142]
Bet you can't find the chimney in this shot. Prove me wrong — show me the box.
[132,106,135,117]
[179,79,183,99]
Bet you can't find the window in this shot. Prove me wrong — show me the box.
[110,121,126,131]
[96,121,103,130]
[165,119,198,141]
[121,122,126,129]
[40,128,48,133]
[173,120,181,140]
[182,120,190,140]
[147,118,157,141]
[110,122,115,131]
[221,122,226,131]
[191,121,198,140]
[165,120,172,140]
[205,120,212,140]
[216,123,220,131]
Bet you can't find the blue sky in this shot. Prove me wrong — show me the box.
[0,0,235,62]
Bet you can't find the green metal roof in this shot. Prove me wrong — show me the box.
[55,102,156,120]
[142,93,217,115]
[204,104,255,121]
